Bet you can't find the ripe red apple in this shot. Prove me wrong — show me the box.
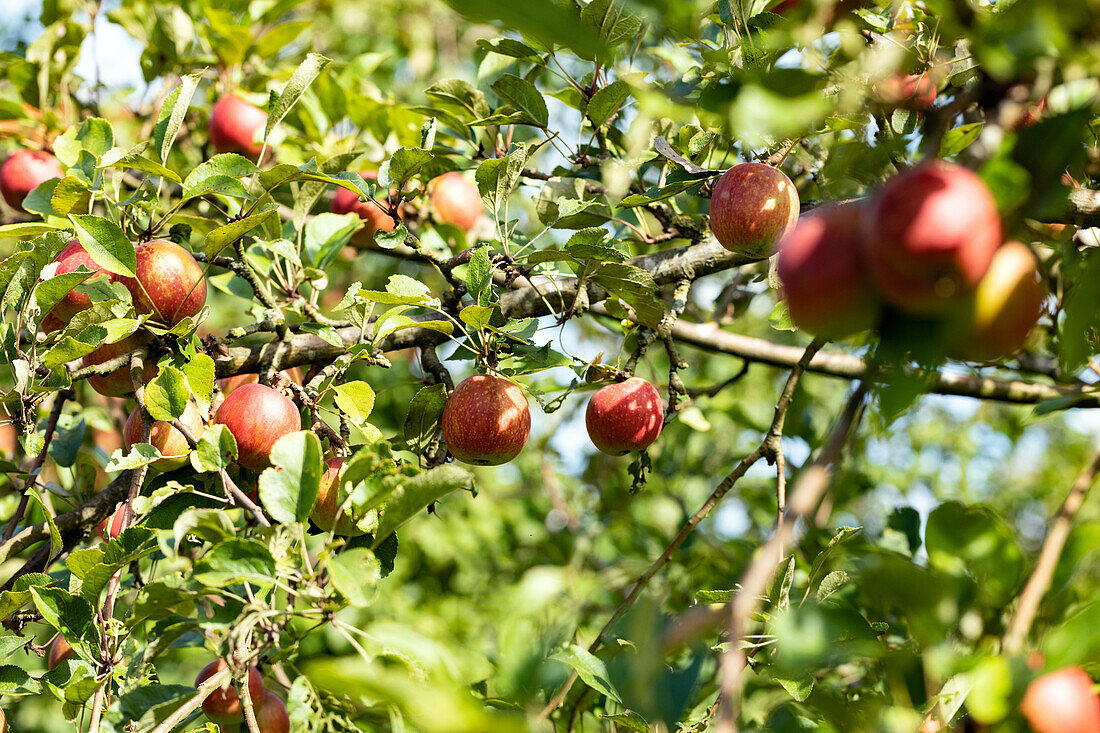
[195,660,266,723]
[219,368,304,398]
[0,149,63,210]
[208,95,268,160]
[113,240,206,326]
[255,690,290,733]
[82,333,158,397]
[585,377,664,455]
[1020,666,1100,733]
[946,241,1044,362]
[441,374,531,466]
[875,72,937,111]
[430,171,482,232]
[123,401,207,471]
[48,635,75,670]
[0,705,6,733]
[47,238,105,322]
[95,508,126,540]
[1014,97,1046,130]
[331,171,399,245]
[311,457,363,535]
[776,202,879,338]
[862,160,1001,315]
[771,0,800,11]
[709,162,800,257]
[214,383,300,471]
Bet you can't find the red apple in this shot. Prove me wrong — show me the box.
[195,660,266,723]
[46,239,105,322]
[214,383,300,471]
[585,377,664,455]
[430,171,482,232]
[82,333,158,397]
[862,160,1001,314]
[123,401,207,471]
[95,507,127,540]
[208,95,268,160]
[1021,666,1100,733]
[771,0,800,11]
[776,202,879,338]
[946,241,1044,362]
[219,368,304,397]
[0,149,63,210]
[1014,97,1046,130]
[255,690,290,733]
[114,239,206,326]
[0,705,6,733]
[709,162,800,257]
[441,374,531,466]
[331,171,399,245]
[48,635,75,670]
[875,72,937,111]
[311,457,363,535]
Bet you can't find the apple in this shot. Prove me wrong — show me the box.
[82,333,158,397]
[0,705,6,733]
[113,240,206,326]
[1021,666,1100,733]
[862,160,1001,315]
[430,171,482,232]
[195,660,266,723]
[1014,97,1046,130]
[47,239,105,322]
[331,171,399,245]
[875,72,937,111]
[585,377,664,455]
[775,202,879,338]
[48,635,75,670]
[0,149,63,210]
[946,241,1044,362]
[771,0,800,11]
[441,374,531,466]
[709,162,800,257]
[311,457,363,535]
[219,368,304,397]
[123,401,207,471]
[255,690,290,733]
[208,95,268,160]
[95,507,127,540]
[214,383,300,471]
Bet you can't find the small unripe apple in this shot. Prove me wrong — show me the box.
[430,171,482,232]
[48,635,75,669]
[219,368,303,398]
[441,374,531,466]
[82,333,158,397]
[311,457,363,535]
[214,383,300,471]
[195,660,266,723]
[585,377,664,455]
[709,162,800,257]
[255,690,290,733]
[1020,666,1100,733]
[123,401,207,471]
[113,240,206,326]
[776,202,879,338]
[208,95,268,160]
[946,241,1044,362]
[862,160,1001,314]
[331,171,399,245]
[47,239,104,322]
[0,149,63,210]
[875,72,937,111]
[95,507,127,540]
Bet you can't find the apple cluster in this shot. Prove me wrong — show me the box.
[772,159,1045,362]
[194,659,290,731]
[439,373,666,467]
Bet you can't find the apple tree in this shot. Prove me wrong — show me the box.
[0,0,1097,731]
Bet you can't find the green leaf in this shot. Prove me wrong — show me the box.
[597,711,649,732]
[939,122,984,157]
[379,147,434,190]
[465,246,494,304]
[490,74,548,128]
[476,38,542,62]
[266,53,332,141]
[68,215,136,277]
[153,73,200,163]
[204,208,279,258]
[30,587,93,638]
[402,384,447,448]
[0,222,60,238]
[460,304,494,330]
[815,570,849,602]
[549,644,622,703]
[50,176,91,216]
[326,548,381,607]
[143,366,189,422]
[371,465,473,545]
[925,502,1024,608]
[476,142,539,212]
[193,539,276,587]
[105,444,163,472]
[580,0,644,55]
[98,152,182,184]
[190,424,237,473]
[591,263,663,328]
[333,381,376,427]
[259,431,323,524]
[180,353,215,406]
[587,80,631,129]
